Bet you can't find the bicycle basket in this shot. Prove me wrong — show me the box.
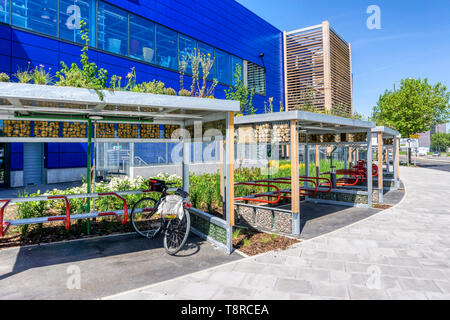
[156,195,185,219]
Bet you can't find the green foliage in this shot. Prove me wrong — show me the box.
[32,64,53,85]
[224,64,255,115]
[14,159,347,240]
[242,238,251,247]
[164,87,177,96]
[430,132,450,152]
[178,48,218,98]
[232,228,241,239]
[55,21,108,99]
[260,236,270,243]
[264,97,274,113]
[14,62,33,83]
[178,89,191,96]
[0,72,10,82]
[16,191,47,237]
[371,78,450,137]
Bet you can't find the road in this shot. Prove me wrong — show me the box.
[401,155,450,172]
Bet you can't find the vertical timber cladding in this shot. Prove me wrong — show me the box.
[285,25,325,113]
[329,28,352,116]
[284,22,352,116]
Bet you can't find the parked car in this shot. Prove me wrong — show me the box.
[432,151,441,157]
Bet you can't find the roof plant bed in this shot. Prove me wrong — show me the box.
[0,20,224,123]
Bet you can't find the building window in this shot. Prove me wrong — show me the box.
[129,14,155,63]
[0,0,9,23]
[178,34,196,74]
[156,25,177,69]
[59,0,96,44]
[231,56,243,86]
[247,61,266,95]
[97,1,128,55]
[12,0,58,37]
[215,49,230,85]
[198,41,214,79]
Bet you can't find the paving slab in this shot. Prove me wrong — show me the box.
[105,166,450,300]
[0,233,241,299]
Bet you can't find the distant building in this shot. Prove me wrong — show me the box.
[418,123,447,149]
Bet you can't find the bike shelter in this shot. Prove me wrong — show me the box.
[233,111,387,236]
[0,82,239,254]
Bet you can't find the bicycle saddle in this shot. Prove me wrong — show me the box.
[175,188,189,199]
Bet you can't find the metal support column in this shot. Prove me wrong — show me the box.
[182,122,190,194]
[377,132,384,203]
[86,118,92,235]
[290,120,300,235]
[367,130,373,207]
[394,136,400,188]
[315,145,320,177]
[224,112,235,254]
[304,134,309,188]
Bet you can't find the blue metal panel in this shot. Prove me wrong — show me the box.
[11,42,60,67]
[2,0,285,169]
[0,53,10,74]
[0,24,11,40]
[10,142,24,171]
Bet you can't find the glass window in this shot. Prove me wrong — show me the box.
[198,42,214,79]
[97,2,128,55]
[231,56,243,86]
[178,34,196,74]
[247,61,266,95]
[0,0,9,23]
[215,49,230,85]
[156,25,177,69]
[59,0,96,44]
[12,0,58,37]
[129,14,155,63]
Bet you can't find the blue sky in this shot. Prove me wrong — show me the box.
[237,0,450,118]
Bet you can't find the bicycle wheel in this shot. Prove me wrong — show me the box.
[163,209,191,255]
[131,197,162,238]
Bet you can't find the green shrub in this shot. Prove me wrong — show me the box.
[0,72,10,82]
[55,21,108,99]
[32,65,53,85]
[14,63,33,83]
[178,89,191,96]
[16,191,47,237]
[164,87,177,95]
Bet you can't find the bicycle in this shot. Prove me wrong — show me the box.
[130,179,191,255]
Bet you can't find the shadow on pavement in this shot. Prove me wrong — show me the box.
[0,233,240,299]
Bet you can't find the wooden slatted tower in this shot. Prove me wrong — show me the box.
[283,21,353,116]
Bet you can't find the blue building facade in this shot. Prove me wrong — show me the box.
[0,0,284,187]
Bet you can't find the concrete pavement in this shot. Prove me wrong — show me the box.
[0,234,241,299]
[105,166,450,300]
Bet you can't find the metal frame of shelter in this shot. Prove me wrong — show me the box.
[233,110,376,236]
[0,82,239,254]
[371,126,401,203]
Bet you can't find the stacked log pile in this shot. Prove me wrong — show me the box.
[3,120,31,137]
[62,122,86,138]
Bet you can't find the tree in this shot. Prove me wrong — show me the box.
[431,132,450,152]
[372,78,450,162]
